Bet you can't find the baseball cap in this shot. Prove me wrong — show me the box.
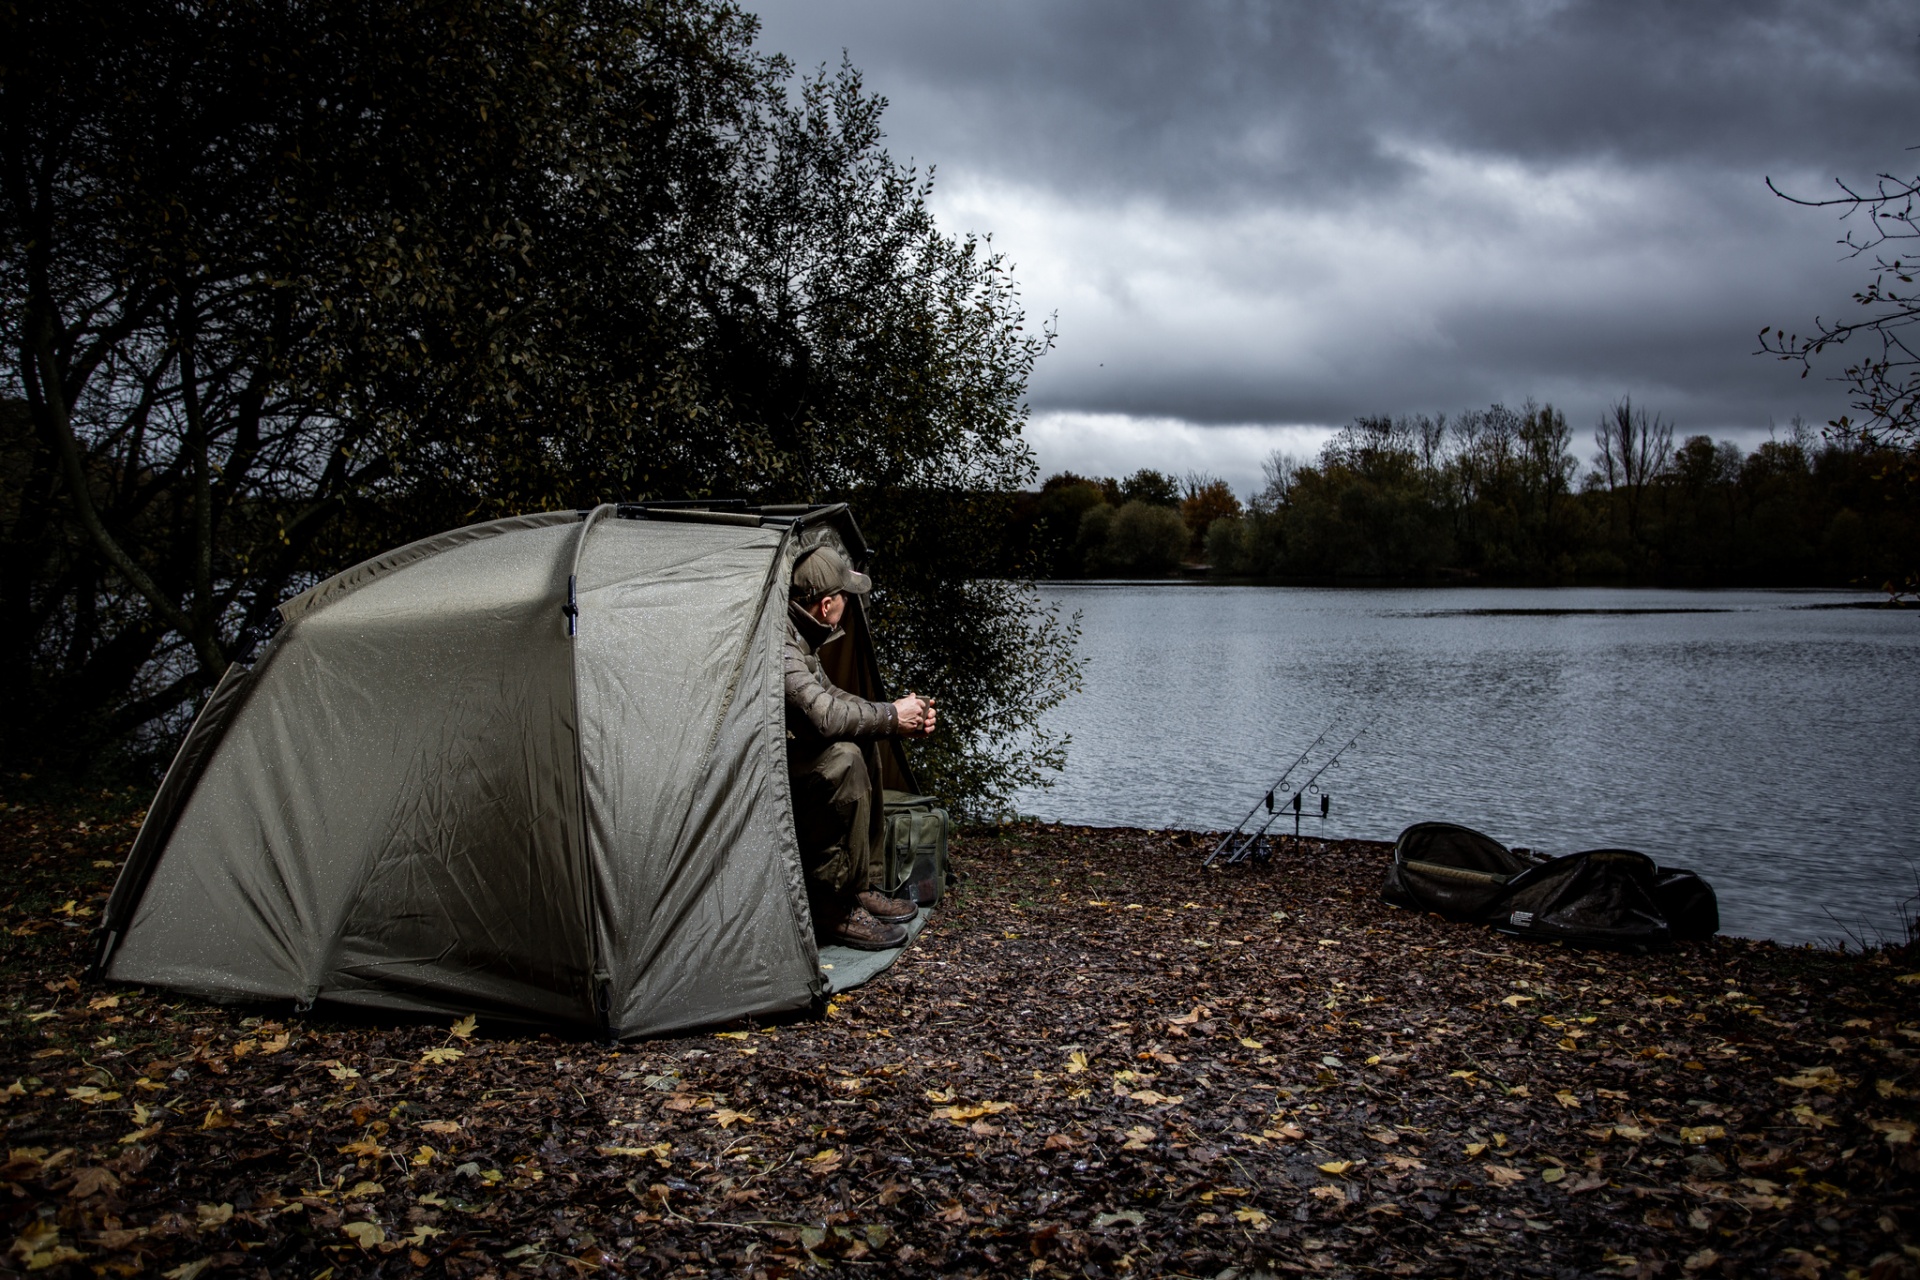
[790,544,872,602]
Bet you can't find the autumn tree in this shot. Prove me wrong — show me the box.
[0,0,1075,808]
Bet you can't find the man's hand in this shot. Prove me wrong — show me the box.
[893,693,937,737]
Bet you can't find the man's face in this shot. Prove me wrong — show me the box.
[810,592,846,628]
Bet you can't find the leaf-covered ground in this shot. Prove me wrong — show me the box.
[4,798,1918,1279]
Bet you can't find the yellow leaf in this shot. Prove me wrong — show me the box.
[1121,1125,1155,1150]
[1233,1207,1271,1230]
[1239,1038,1265,1050]
[449,1015,477,1039]
[420,1047,463,1065]
[1541,1166,1566,1183]
[1554,1091,1581,1109]
[200,1103,233,1130]
[1894,973,1920,985]
[328,1065,360,1081]
[411,1146,437,1166]
[341,1221,385,1249]
[402,1225,444,1247]
[1127,1089,1184,1106]
[119,1123,163,1145]
[258,1033,290,1055]
[924,1087,955,1103]
[88,995,120,1010]
[710,1108,753,1129]
[1317,1160,1354,1176]
[162,1261,211,1280]
[1066,1051,1088,1075]
[338,1139,387,1159]
[1871,1119,1916,1146]
[1501,994,1534,1007]
[1680,1125,1726,1144]
[194,1203,233,1230]
[1448,1070,1478,1082]
[1465,1142,1488,1157]
[714,1031,748,1041]
[419,1120,462,1136]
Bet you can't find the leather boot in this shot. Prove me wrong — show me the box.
[827,906,908,951]
[856,889,918,923]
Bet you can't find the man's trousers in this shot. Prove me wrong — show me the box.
[788,741,879,898]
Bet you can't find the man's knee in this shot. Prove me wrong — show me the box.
[810,741,871,803]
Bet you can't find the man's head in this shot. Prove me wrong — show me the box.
[790,544,871,627]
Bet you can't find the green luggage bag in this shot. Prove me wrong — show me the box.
[882,790,953,907]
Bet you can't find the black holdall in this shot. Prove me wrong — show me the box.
[1381,821,1720,950]
[882,790,953,907]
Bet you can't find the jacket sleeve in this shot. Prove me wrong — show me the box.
[784,632,898,740]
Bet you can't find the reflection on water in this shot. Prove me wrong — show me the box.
[1010,584,1920,944]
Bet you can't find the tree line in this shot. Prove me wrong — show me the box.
[1002,402,1917,588]
[0,0,1077,810]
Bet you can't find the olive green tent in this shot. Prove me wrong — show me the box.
[93,504,919,1038]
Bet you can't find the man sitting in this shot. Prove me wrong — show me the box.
[784,544,936,950]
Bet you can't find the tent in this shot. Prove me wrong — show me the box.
[93,503,923,1038]
[1381,821,1718,949]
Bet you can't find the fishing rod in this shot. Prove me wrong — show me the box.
[1218,716,1376,865]
[1203,717,1339,868]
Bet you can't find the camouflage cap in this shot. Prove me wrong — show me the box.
[790,544,872,602]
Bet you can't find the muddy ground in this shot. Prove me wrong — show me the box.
[3,799,1918,1278]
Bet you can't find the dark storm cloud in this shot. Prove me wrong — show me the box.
[757,0,1915,203]
[746,1,1920,480]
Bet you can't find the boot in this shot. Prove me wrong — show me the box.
[826,906,908,951]
[856,889,918,923]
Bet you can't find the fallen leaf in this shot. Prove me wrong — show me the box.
[342,1221,385,1249]
[1541,1166,1566,1184]
[1317,1160,1355,1176]
[805,1148,844,1176]
[1065,1050,1088,1074]
[449,1015,478,1038]
[1121,1125,1155,1150]
[1043,1133,1076,1150]
[420,1047,463,1065]
[419,1120,462,1136]
[68,1167,121,1199]
[195,1203,233,1231]
[1554,1091,1581,1109]
[1486,1165,1527,1186]
[162,1261,212,1280]
[1127,1088,1183,1106]
[1870,1118,1915,1146]
[1683,1248,1720,1273]
[710,1108,753,1128]
[1679,1125,1727,1144]
[1092,1210,1144,1229]
[1232,1207,1271,1231]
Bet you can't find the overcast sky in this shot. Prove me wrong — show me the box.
[748,1,1919,493]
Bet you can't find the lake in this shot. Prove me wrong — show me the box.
[1008,583,1920,945]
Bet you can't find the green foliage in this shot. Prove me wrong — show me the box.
[1198,405,1915,585]
[0,0,1078,809]
[1118,468,1181,507]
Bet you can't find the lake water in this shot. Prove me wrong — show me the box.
[1009,584,1920,945]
